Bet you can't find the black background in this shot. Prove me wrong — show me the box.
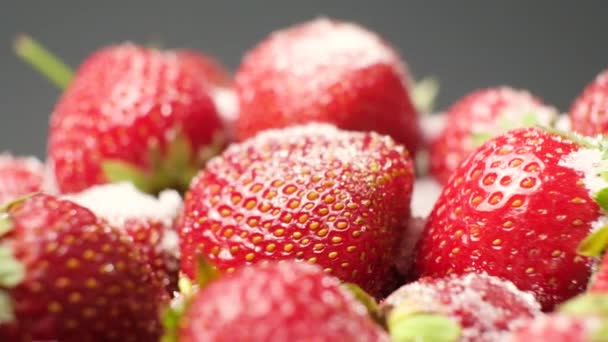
[1,1,607,156]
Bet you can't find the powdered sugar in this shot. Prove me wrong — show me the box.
[64,182,182,229]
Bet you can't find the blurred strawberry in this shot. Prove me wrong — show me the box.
[0,153,44,205]
[234,18,422,154]
[0,194,167,341]
[178,123,414,297]
[430,86,558,184]
[570,69,608,136]
[164,261,388,342]
[15,36,228,194]
[382,273,540,342]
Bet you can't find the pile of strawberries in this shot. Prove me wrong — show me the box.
[2,17,608,341]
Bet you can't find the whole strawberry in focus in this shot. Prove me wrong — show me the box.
[415,127,607,310]
[167,261,388,342]
[65,182,183,293]
[381,273,540,342]
[0,153,45,205]
[15,37,228,194]
[178,123,414,297]
[234,18,422,154]
[0,194,167,341]
[430,86,558,184]
[570,69,608,136]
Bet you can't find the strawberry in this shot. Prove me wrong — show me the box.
[508,315,604,342]
[414,127,608,310]
[233,18,422,154]
[381,273,540,342]
[176,50,231,89]
[0,153,44,205]
[570,69,608,136]
[430,86,558,184]
[64,182,183,293]
[15,37,228,194]
[177,123,415,297]
[0,194,167,341]
[168,261,389,342]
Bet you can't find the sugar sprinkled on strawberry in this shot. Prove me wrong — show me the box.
[0,153,45,205]
[507,315,603,342]
[234,18,422,154]
[178,123,414,297]
[570,69,608,136]
[382,273,540,342]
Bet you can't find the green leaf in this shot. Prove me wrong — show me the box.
[0,290,14,323]
[578,226,608,257]
[387,311,461,342]
[0,245,25,288]
[0,216,12,237]
[412,77,440,113]
[102,160,154,193]
[194,256,219,288]
[560,294,608,317]
[595,188,608,213]
[342,283,382,325]
[471,132,494,148]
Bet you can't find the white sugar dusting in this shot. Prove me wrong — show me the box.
[559,146,608,231]
[411,177,443,218]
[384,273,540,342]
[64,182,182,229]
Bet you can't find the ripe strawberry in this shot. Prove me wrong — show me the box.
[171,261,389,341]
[46,43,226,194]
[0,153,44,205]
[430,86,558,184]
[381,273,540,342]
[508,315,604,342]
[176,50,231,88]
[0,194,167,341]
[64,182,182,293]
[570,69,608,136]
[177,123,415,297]
[234,18,422,154]
[415,127,607,310]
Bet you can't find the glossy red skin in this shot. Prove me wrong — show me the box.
[122,218,178,293]
[49,43,224,193]
[0,194,167,341]
[179,261,389,342]
[234,18,422,154]
[415,127,599,310]
[178,124,414,297]
[430,86,549,184]
[383,273,540,342]
[508,315,600,342]
[570,69,608,136]
[0,154,44,205]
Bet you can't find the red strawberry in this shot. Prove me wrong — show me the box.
[430,86,558,184]
[176,50,231,88]
[0,194,167,341]
[172,261,389,342]
[415,127,607,310]
[65,182,182,293]
[46,43,226,194]
[177,123,414,297]
[0,153,44,205]
[508,315,603,342]
[234,18,422,154]
[570,69,608,136]
[381,273,540,342]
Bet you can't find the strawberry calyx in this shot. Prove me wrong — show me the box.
[471,108,556,148]
[102,130,212,194]
[386,309,461,342]
[0,216,22,324]
[161,257,219,342]
[412,77,440,113]
[13,34,73,89]
[559,293,608,318]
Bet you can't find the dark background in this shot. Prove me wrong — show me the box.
[1,1,607,157]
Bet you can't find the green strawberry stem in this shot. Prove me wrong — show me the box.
[14,34,73,89]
